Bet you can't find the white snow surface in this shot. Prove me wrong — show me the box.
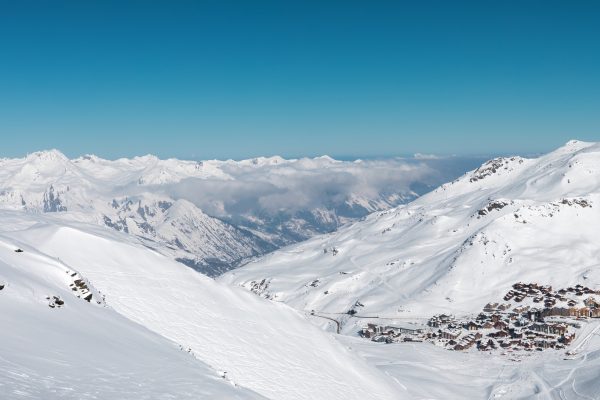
[0,222,263,399]
[218,140,600,398]
[339,325,600,399]
[0,212,402,400]
[6,141,600,398]
[221,140,600,326]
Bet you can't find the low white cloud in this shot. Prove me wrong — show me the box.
[413,153,440,160]
[157,156,482,218]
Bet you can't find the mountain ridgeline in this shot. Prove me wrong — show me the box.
[222,140,600,328]
[0,150,481,276]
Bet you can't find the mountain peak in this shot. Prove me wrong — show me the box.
[77,154,104,163]
[314,155,337,162]
[555,139,596,154]
[132,154,160,163]
[26,149,69,163]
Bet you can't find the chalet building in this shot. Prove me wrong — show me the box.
[514,294,526,302]
[384,326,424,336]
[372,335,392,344]
[544,299,556,308]
[438,329,460,340]
[454,332,482,351]
[530,323,550,334]
[477,339,497,351]
[530,323,568,336]
[439,314,453,323]
[527,308,542,321]
[509,330,523,339]
[488,330,508,338]
[534,339,554,349]
[494,321,508,330]
[550,324,567,335]
[570,307,590,318]
[464,321,480,331]
[590,308,600,318]
[515,317,529,327]
[541,307,569,318]
[584,297,600,308]
[562,333,576,345]
[513,305,529,314]
[504,291,515,301]
[454,343,468,351]
[541,285,552,294]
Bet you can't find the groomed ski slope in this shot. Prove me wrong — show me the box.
[0,231,264,399]
[3,212,402,400]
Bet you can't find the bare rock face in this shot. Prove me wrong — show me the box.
[47,295,64,308]
[43,185,67,212]
[469,157,524,182]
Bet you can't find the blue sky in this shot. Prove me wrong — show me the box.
[0,1,599,159]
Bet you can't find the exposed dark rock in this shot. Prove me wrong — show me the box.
[43,185,67,212]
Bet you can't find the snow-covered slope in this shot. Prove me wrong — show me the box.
[0,222,263,399]
[0,211,402,400]
[339,331,600,399]
[221,140,600,327]
[0,151,271,276]
[0,150,478,276]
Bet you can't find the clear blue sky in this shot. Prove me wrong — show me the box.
[0,1,599,159]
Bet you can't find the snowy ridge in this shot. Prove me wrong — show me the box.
[0,224,264,399]
[1,212,403,400]
[216,140,600,397]
[221,140,600,323]
[0,150,473,275]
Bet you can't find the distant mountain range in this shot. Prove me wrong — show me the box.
[0,150,482,276]
[3,142,600,399]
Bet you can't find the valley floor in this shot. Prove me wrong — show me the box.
[339,318,600,399]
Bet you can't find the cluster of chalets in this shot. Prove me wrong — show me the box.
[360,282,599,353]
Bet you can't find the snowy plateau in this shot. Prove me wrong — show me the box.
[1,141,600,399]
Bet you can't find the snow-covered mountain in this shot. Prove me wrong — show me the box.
[0,215,264,399]
[4,141,600,398]
[0,150,478,276]
[216,140,600,397]
[0,211,402,399]
[222,140,600,327]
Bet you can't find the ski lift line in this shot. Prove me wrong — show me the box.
[305,310,430,320]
